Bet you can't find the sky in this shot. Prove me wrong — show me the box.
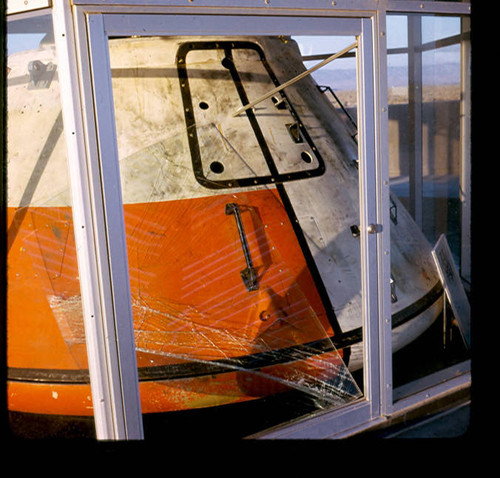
[7,13,463,91]
[8,13,462,54]
[7,33,46,55]
[296,15,462,67]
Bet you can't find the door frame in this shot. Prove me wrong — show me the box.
[64,1,389,440]
[49,0,470,440]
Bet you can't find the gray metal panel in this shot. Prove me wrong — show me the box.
[102,13,362,37]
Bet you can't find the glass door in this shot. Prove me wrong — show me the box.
[79,11,385,439]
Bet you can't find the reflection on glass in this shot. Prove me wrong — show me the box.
[109,35,364,433]
[108,32,461,436]
[6,14,471,437]
[300,35,358,144]
[7,14,93,437]
[387,15,471,391]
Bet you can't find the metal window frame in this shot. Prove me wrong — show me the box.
[70,3,389,439]
[7,0,51,15]
[6,0,470,440]
[52,0,144,440]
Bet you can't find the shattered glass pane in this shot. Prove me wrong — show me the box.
[128,187,360,408]
[110,35,363,421]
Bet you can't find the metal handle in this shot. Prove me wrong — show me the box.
[226,203,259,291]
[351,224,380,236]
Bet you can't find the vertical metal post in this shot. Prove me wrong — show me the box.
[357,17,382,419]
[52,0,143,440]
[407,14,423,228]
[459,16,471,285]
[374,7,394,418]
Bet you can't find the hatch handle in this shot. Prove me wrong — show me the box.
[226,203,259,292]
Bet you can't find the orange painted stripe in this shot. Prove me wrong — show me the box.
[7,188,339,415]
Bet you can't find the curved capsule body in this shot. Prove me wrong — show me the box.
[6,36,442,416]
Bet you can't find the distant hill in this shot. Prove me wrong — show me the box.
[310,62,461,91]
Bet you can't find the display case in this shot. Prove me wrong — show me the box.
[4,0,471,440]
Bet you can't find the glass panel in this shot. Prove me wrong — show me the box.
[108,34,364,437]
[387,14,471,394]
[6,13,94,437]
[299,36,358,145]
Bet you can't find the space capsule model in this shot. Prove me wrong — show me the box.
[6,35,443,418]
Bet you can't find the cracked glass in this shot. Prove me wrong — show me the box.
[109,35,364,435]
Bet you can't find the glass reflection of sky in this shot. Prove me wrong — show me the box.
[8,33,46,55]
[7,15,464,92]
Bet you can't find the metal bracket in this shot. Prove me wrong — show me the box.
[390,274,398,303]
[367,223,381,234]
[286,122,303,143]
[28,60,56,89]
